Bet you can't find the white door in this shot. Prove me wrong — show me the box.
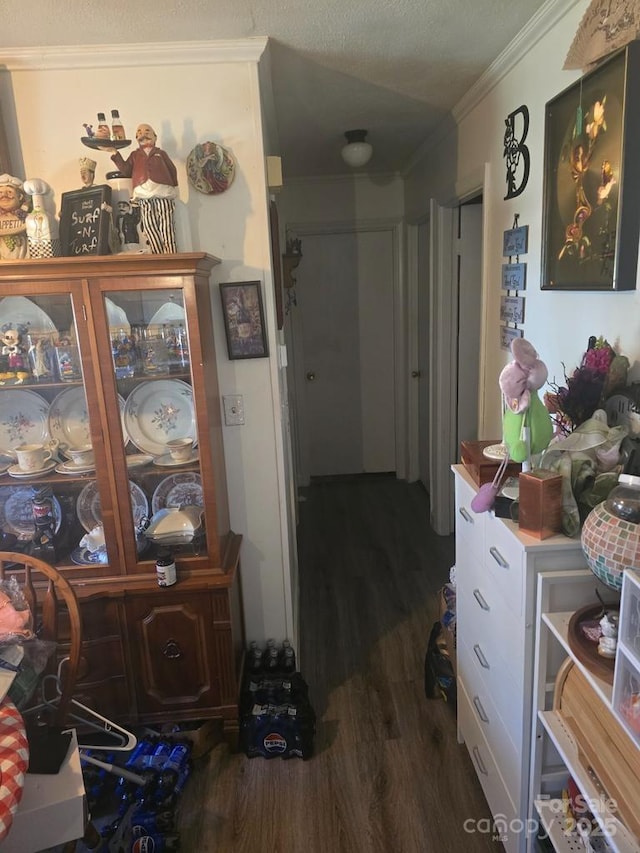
[417,219,430,490]
[456,202,483,445]
[295,229,395,478]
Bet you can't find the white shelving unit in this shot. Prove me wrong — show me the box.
[528,569,640,853]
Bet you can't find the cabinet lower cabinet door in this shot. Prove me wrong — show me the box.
[127,592,220,716]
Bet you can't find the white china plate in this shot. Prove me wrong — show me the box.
[153,450,199,468]
[152,473,203,514]
[126,454,154,470]
[70,546,108,566]
[8,460,57,479]
[55,461,95,475]
[147,301,185,328]
[0,389,50,456]
[49,387,129,451]
[0,487,62,540]
[124,379,196,457]
[482,443,508,460]
[77,479,149,533]
[0,295,57,335]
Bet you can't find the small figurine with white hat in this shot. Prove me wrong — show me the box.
[0,174,28,260]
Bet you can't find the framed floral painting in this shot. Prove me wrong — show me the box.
[541,42,640,290]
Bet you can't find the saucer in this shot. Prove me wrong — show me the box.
[56,461,96,475]
[8,460,57,479]
[154,451,200,468]
[126,454,154,470]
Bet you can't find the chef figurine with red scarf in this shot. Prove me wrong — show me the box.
[108,123,178,254]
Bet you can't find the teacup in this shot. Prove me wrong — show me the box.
[68,445,95,467]
[166,437,193,462]
[15,443,53,472]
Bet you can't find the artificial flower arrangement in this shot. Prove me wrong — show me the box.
[540,336,631,536]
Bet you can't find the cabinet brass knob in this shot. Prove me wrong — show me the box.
[162,639,183,660]
[306,371,316,381]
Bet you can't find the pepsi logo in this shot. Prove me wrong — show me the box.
[263,732,287,753]
[132,837,156,853]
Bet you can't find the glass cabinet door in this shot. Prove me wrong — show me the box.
[0,291,115,570]
[100,288,206,566]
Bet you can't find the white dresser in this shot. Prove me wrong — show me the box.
[452,465,587,853]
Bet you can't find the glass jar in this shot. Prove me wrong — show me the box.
[605,474,640,524]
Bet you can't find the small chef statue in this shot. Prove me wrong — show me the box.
[23,178,60,258]
[0,174,28,260]
[108,123,178,254]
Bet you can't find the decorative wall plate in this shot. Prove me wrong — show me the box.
[152,472,203,513]
[186,141,235,195]
[0,487,62,540]
[124,379,196,456]
[0,389,50,456]
[77,479,148,533]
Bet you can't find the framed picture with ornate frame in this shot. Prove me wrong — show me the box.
[219,281,269,360]
[541,41,640,291]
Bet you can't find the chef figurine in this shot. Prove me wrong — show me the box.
[23,178,60,258]
[0,174,28,260]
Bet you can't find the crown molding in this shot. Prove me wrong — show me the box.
[0,37,268,71]
[403,0,582,175]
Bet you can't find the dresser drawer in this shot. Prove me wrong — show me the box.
[457,679,519,853]
[483,514,524,614]
[457,635,523,778]
[455,476,484,555]
[456,551,525,693]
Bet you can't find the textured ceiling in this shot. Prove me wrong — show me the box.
[2,0,550,177]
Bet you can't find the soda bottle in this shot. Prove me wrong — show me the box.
[280,645,296,674]
[264,646,280,673]
[111,109,126,140]
[248,648,263,675]
[131,834,180,852]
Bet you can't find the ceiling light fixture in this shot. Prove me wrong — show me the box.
[341,129,372,168]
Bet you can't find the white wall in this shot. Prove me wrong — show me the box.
[405,0,640,440]
[0,40,293,644]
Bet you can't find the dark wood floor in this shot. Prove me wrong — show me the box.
[179,475,503,852]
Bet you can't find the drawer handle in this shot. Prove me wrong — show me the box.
[459,507,473,524]
[162,639,183,660]
[473,644,490,669]
[472,746,488,776]
[488,545,508,569]
[473,695,489,723]
[473,588,490,611]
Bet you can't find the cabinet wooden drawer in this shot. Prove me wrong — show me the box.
[457,636,523,783]
[483,515,524,614]
[457,679,519,853]
[457,551,524,693]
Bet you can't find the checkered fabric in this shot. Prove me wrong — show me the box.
[0,698,28,842]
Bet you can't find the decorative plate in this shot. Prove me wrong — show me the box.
[49,387,128,451]
[55,461,95,476]
[0,295,57,335]
[81,137,131,151]
[70,546,109,566]
[77,479,149,533]
[154,450,199,468]
[0,487,62,540]
[482,443,508,460]
[152,472,203,514]
[124,379,196,457]
[8,460,57,479]
[186,141,236,195]
[0,389,50,457]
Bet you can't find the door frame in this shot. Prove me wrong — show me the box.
[285,217,405,486]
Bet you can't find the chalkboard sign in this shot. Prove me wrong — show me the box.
[59,184,112,256]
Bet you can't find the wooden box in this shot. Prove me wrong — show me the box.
[554,658,640,839]
[518,469,562,539]
[459,440,521,486]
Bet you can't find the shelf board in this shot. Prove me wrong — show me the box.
[534,799,594,852]
[538,710,638,853]
[543,612,613,706]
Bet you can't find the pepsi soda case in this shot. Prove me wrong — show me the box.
[239,689,316,759]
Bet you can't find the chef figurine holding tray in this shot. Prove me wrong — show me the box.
[106,123,178,254]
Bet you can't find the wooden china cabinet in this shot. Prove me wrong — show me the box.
[0,253,244,744]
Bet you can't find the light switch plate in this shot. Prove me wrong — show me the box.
[223,394,245,425]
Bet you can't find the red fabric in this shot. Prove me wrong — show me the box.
[0,698,28,842]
